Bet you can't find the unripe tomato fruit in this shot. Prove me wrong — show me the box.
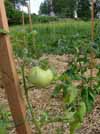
[29,66,53,87]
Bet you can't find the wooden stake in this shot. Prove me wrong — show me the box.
[90,0,95,88]
[27,0,32,31]
[22,10,25,26]
[91,0,94,42]
[0,0,32,133]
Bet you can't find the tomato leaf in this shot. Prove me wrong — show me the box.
[81,88,95,112]
[69,120,81,134]
[52,84,62,97]
[0,120,7,134]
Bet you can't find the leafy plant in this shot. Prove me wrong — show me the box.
[0,105,11,134]
[52,39,100,133]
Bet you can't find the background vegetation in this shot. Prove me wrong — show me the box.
[5,0,100,25]
[10,20,100,58]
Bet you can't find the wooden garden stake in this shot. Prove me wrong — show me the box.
[0,0,32,133]
[27,0,33,31]
[90,0,95,88]
[91,0,95,42]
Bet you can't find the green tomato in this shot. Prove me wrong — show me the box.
[29,66,53,87]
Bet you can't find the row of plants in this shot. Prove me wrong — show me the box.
[11,20,100,57]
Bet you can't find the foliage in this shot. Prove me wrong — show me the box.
[5,0,58,25]
[0,105,11,134]
[5,0,23,25]
[10,20,99,59]
[94,0,100,18]
[31,15,58,23]
[52,40,100,133]
[10,20,100,56]
[39,0,77,18]
[39,0,49,15]
[77,0,91,20]
[8,0,16,7]
[8,0,28,6]
[53,0,77,18]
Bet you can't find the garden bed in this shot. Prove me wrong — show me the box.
[0,54,100,134]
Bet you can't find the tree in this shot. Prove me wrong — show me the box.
[52,0,77,18]
[65,0,77,18]
[8,0,16,6]
[8,0,28,8]
[39,0,49,15]
[94,0,100,18]
[5,0,28,25]
[5,0,15,20]
[77,0,91,20]
[48,0,55,16]
[39,0,77,18]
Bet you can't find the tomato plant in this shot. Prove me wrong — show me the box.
[52,40,100,134]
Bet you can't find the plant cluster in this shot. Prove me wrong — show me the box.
[53,42,100,133]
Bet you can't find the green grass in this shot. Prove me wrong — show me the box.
[10,19,100,57]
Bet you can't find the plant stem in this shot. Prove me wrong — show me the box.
[21,64,42,134]
[44,116,68,125]
[27,98,42,134]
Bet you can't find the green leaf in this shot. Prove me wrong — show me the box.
[40,112,49,126]
[96,85,100,93]
[75,102,86,122]
[64,85,78,105]
[81,88,95,112]
[0,121,7,134]
[52,84,62,97]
